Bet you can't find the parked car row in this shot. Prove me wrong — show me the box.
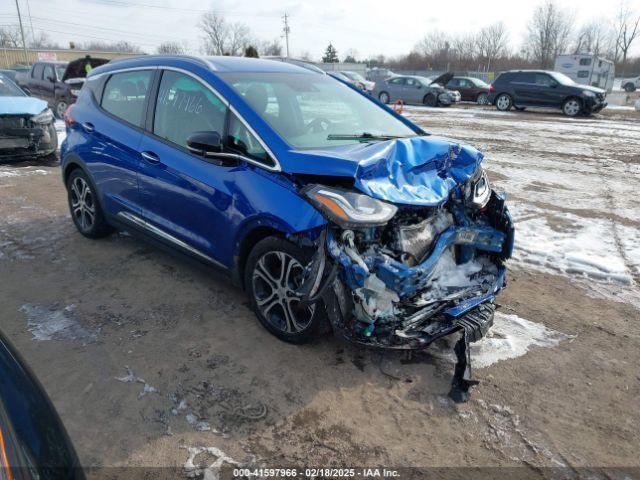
[374,73,462,107]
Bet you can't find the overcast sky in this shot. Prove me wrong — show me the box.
[2,0,639,59]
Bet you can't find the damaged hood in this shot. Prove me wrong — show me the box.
[287,136,484,206]
[0,96,48,116]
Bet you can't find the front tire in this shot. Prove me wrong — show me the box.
[55,100,68,119]
[423,93,438,107]
[562,97,582,117]
[245,237,325,344]
[378,92,390,104]
[66,169,113,238]
[495,93,512,111]
[624,83,636,92]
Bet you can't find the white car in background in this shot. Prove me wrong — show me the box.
[340,71,375,93]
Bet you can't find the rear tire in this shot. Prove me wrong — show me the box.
[495,93,512,111]
[66,169,113,239]
[562,97,582,117]
[245,236,325,344]
[476,92,489,105]
[378,92,390,104]
[423,93,438,107]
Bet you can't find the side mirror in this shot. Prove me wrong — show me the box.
[187,131,222,156]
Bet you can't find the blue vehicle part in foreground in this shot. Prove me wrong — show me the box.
[60,56,514,403]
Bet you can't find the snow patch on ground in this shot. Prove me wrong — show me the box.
[471,313,571,368]
[432,312,571,368]
[0,167,50,178]
[21,304,97,344]
[184,446,240,479]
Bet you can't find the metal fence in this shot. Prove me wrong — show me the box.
[0,47,141,68]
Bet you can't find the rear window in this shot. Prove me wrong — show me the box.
[101,70,153,126]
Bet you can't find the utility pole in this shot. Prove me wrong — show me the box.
[282,13,290,58]
[14,0,29,65]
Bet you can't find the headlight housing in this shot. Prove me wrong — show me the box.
[465,167,491,208]
[31,108,54,125]
[582,90,596,97]
[302,184,398,228]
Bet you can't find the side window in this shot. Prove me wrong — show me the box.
[577,70,589,78]
[405,78,416,87]
[515,72,535,83]
[389,77,405,86]
[32,64,44,79]
[153,70,227,149]
[579,58,592,66]
[227,113,270,164]
[101,70,152,126]
[43,65,54,81]
[534,73,553,86]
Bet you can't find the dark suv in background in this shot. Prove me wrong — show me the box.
[487,70,607,116]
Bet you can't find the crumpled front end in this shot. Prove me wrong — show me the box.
[291,136,514,402]
[0,114,57,160]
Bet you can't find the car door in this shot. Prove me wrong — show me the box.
[511,72,537,105]
[386,77,406,102]
[41,64,57,106]
[404,77,423,103]
[136,69,239,266]
[534,73,563,107]
[29,63,44,97]
[80,68,154,217]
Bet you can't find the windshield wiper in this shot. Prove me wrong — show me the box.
[326,132,407,142]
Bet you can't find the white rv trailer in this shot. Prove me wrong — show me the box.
[554,54,615,92]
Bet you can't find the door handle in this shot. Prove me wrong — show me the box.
[141,151,160,164]
[82,122,94,133]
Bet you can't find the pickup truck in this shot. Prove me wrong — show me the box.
[621,75,639,92]
[18,57,109,118]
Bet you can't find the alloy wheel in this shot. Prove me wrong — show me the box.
[563,99,581,116]
[477,93,488,105]
[379,92,389,104]
[496,95,510,110]
[56,101,68,119]
[70,176,95,232]
[252,251,315,334]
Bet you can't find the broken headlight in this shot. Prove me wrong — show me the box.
[30,108,54,125]
[302,184,398,228]
[465,167,491,208]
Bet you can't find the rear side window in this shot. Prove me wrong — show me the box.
[32,64,44,79]
[514,72,535,83]
[389,77,405,85]
[101,70,153,126]
[153,70,227,149]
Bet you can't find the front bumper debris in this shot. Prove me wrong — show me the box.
[299,189,513,403]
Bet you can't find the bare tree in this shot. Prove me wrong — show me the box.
[156,41,186,55]
[573,21,614,56]
[80,41,142,53]
[478,22,509,70]
[525,0,573,68]
[29,31,59,49]
[259,38,282,56]
[200,11,251,56]
[0,27,22,48]
[614,1,640,74]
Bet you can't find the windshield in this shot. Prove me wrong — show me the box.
[220,72,417,148]
[549,72,575,85]
[342,71,366,82]
[0,75,26,97]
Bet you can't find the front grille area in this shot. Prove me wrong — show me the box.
[0,116,27,129]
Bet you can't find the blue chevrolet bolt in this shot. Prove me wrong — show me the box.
[61,56,513,401]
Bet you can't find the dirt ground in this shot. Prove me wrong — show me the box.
[1,105,639,478]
